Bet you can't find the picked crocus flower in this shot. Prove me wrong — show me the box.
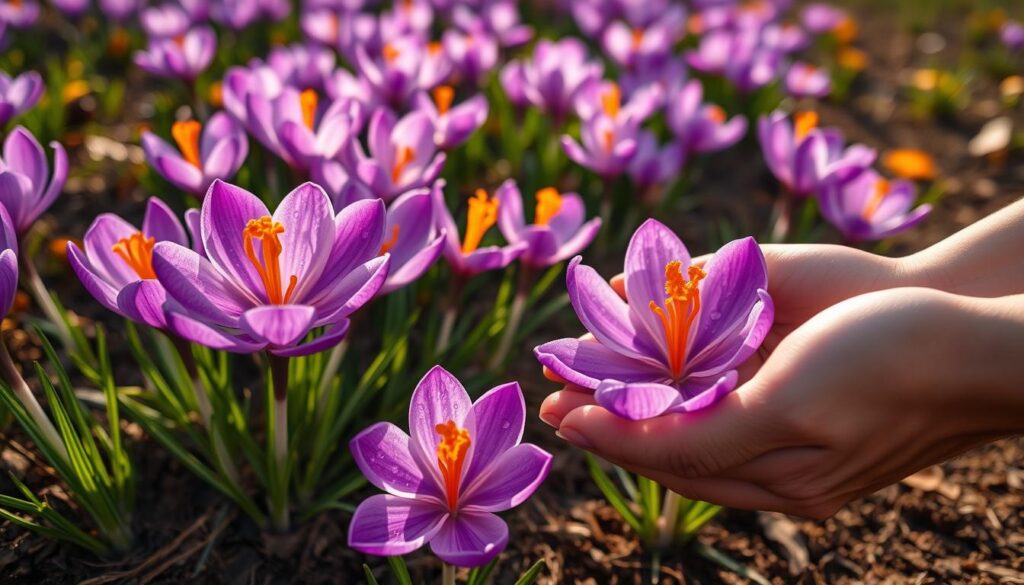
[413,86,488,151]
[497,180,601,268]
[376,184,445,295]
[784,62,832,99]
[535,220,773,420]
[800,2,848,35]
[141,3,192,38]
[0,126,68,236]
[142,112,249,196]
[134,25,216,81]
[1003,21,1024,52]
[0,0,39,27]
[348,365,552,567]
[0,71,44,128]
[355,36,452,108]
[758,110,875,197]
[602,4,686,70]
[520,38,604,124]
[562,81,659,178]
[819,169,932,242]
[249,88,364,170]
[151,180,391,356]
[665,79,747,165]
[433,180,526,276]
[67,197,188,329]
[345,108,445,200]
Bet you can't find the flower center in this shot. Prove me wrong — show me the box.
[300,89,318,130]
[796,63,818,84]
[433,85,454,115]
[631,28,645,49]
[173,35,186,48]
[379,224,400,255]
[391,146,415,184]
[861,178,890,221]
[601,83,621,119]
[435,420,471,510]
[383,43,400,63]
[461,189,499,254]
[649,261,706,378]
[172,120,202,169]
[428,41,443,56]
[243,216,297,305]
[534,187,562,225]
[794,111,818,141]
[706,104,726,123]
[111,232,157,279]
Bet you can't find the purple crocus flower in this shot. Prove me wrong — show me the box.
[452,0,532,47]
[267,43,337,92]
[497,180,601,268]
[248,88,364,170]
[100,0,140,22]
[0,0,39,27]
[562,81,660,178]
[377,184,445,295]
[433,180,526,276]
[819,170,931,242]
[379,0,433,39]
[355,35,452,108]
[800,2,848,34]
[535,220,774,421]
[0,71,44,128]
[602,4,686,70]
[1002,21,1024,52]
[0,204,17,316]
[222,61,286,128]
[442,27,499,86]
[784,62,832,98]
[687,26,783,93]
[141,3,192,38]
[665,79,747,165]
[0,126,68,236]
[758,110,875,198]
[413,86,488,151]
[627,131,681,192]
[134,25,216,81]
[519,38,604,123]
[344,108,445,200]
[151,180,391,356]
[142,112,249,196]
[210,0,289,29]
[67,197,188,329]
[348,365,552,567]
[498,60,529,109]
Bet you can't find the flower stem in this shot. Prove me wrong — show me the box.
[315,337,348,418]
[435,274,465,356]
[441,562,456,585]
[0,338,68,464]
[19,254,74,351]
[656,489,682,550]
[770,189,794,244]
[268,353,290,532]
[489,266,533,371]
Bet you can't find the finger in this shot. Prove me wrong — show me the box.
[690,254,710,268]
[539,388,596,428]
[609,274,625,300]
[556,389,781,478]
[542,366,567,383]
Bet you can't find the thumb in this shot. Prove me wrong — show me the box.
[556,388,779,478]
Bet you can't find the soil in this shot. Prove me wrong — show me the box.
[2,1,1024,584]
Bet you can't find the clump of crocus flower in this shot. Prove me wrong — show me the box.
[535,219,773,420]
[665,79,747,167]
[0,126,68,236]
[414,86,489,151]
[134,25,217,81]
[785,62,832,98]
[496,180,602,269]
[819,169,932,242]
[503,37,604,124]
[343,107,445,200]
[142,113,249,196]
[0,71,44,128]
[348,365,552,567]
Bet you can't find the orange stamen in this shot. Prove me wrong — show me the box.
[435,420,471,510]
[173,35,186,48]
[111,232,157,280]
[433,85,455,115]
[861,178,890,221]
[882,149,937,181]
[793,111,818,141]
[648,262,706,378]
[461,189,499,254]
[600,83,621,119]
[602,129,615,152]
[631,28,645,49]
[299,89,318,130]
[383,43,400,62]
[428,41,443,56]
[391,146,415,184]
[243,216,298,305]
[706,104,726,123]
[172,120,203,169]
[534,188,562,225]
[379,225,400,255]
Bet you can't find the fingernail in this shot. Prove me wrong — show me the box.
[539,412,561,428]
[555,427,593,450]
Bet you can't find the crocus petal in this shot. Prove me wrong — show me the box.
[689,237,768,357]
[309,198,386,293]
[463,382,524,484]
[67,244,121,314]
[116,280,169,329]
[689,289,773,377]
[143,197,188,246]
[272,182,336,302]
[0,249,17,317]
[350,422,440,500]
[594,380,682,420]
[347,494,447,558]
[496,179,525,243]
[533,337,667,390]
[666,370,738,413]
[83,213,145,288]
[201,180,271,299]
[461,444,552,512]
[270,320,350,357]
[164,311,263,352]
[624,218,692,353]
[429,511,508,568]
[152,241,252,324]
[408,366,475,493]
[380,233,444,295]
[153,152,204,193]
[313,254,390,322]
[546,217,601,265]
[239,304,316,347]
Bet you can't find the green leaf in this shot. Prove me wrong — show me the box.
[362,564,379,585]
[512,560,546,585]
[693,542,770,585]
[467,557,498,585]
[386,556,413,585]
[586,454,641,533]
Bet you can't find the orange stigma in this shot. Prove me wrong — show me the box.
[428,41,443,56]
[461,189,499,254]
[649,261,706,378]
[243,216,297,305]
[300,89,318,130]
[706,104,726,123]
[631,27,645,48]
[861,178,890,221]
[391,146,415,184]
[435,420,471,510]
[534,188,562,225]
[379,224,400,255]
[383,43,400,62]
[173,35,186,47]
[172,120,202,169]
[433,85,455,115]
[601,83,621,119]
[793,111,818,141]
[111,232,157,279]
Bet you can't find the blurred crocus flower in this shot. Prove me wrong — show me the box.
[497,180,601,268]
[0,71,43,128]
[67,198,187,329]
[222,61,287,127]
[562,82,659,177]
[356,36,452,108]
[442,27,499,86]
[687,27,783,93]
[569,0,615,36]
[0,0,39,27]
[100,0,140,22]
[249,88,364,170]
[758,110,875,197]
[211,0,289,30]
[535,220,773,421]
[800,2,847,34]
[1001,21,1024,52]
[135,26,216,81]
[414,86,488,151]
[819,170,931,242]
[0,126,68,236]
[434,181,526,276]
[498,61,529,109]
[152,181,391,356]
[267,43,337,92]
[345,108,445,200]
[376,184,445,295]
[784,62,832,98]
[141,3,192,38]
[349,366,552,567]
[602,4,686,70]
[0,206,16,316]
[142,112,249,196]
[519,38,604,123]
[379,0,433,39]
[452,0,532,47]
[665,79,747,165]
[628,131,681,193]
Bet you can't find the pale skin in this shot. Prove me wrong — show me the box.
[540,197,1024,520]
